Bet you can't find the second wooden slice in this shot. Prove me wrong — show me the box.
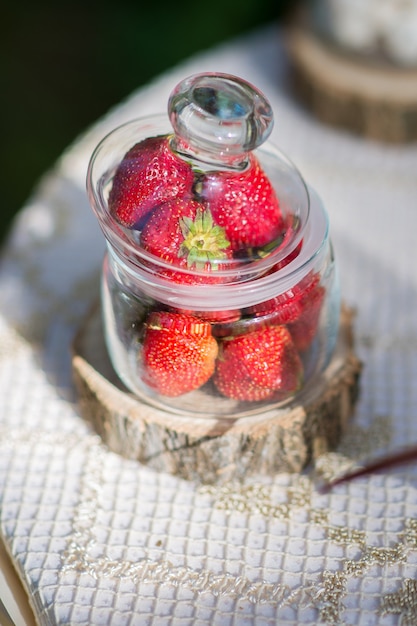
[286,26,417,143]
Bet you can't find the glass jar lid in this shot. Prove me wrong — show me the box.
[88,73,311,284]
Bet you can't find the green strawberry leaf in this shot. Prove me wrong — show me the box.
[178,207,231,270]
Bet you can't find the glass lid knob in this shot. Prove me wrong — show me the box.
[168,73,274,165]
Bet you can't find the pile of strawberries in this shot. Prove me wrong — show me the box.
[108,135,325,402]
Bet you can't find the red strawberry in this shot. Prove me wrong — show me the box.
[108,135,194,228]
[195,309,241,324]
[216,371,276,402]
[214,325,303,402]
[200,154,285,253]
[246,271,324,328]
[140,198,233,280]
[166,307,241,326]
[287,278,325,352]
[141,311,218,397]
[271,240,303,272]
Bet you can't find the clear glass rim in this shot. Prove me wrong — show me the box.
[104,188,328,311]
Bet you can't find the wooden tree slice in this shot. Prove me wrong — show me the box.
[286,26,417,143]
[72,303,362,484]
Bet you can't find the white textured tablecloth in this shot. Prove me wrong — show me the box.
[1,23,417,625]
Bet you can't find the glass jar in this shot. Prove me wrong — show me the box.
[87,73,340,418]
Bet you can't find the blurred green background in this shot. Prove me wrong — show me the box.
[1,0,294,244]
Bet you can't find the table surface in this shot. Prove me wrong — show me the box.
[1,23,417,626]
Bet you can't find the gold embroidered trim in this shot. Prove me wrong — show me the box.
[381,578,417,625]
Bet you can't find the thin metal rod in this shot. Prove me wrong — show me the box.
[319,445,417,493]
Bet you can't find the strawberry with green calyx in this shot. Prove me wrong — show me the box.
[140,198,233,275]
[213,325,303,402]
[178,205,231,270]
[141,311,218,397]
[199,154,286,253]
[109,135,195,229]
